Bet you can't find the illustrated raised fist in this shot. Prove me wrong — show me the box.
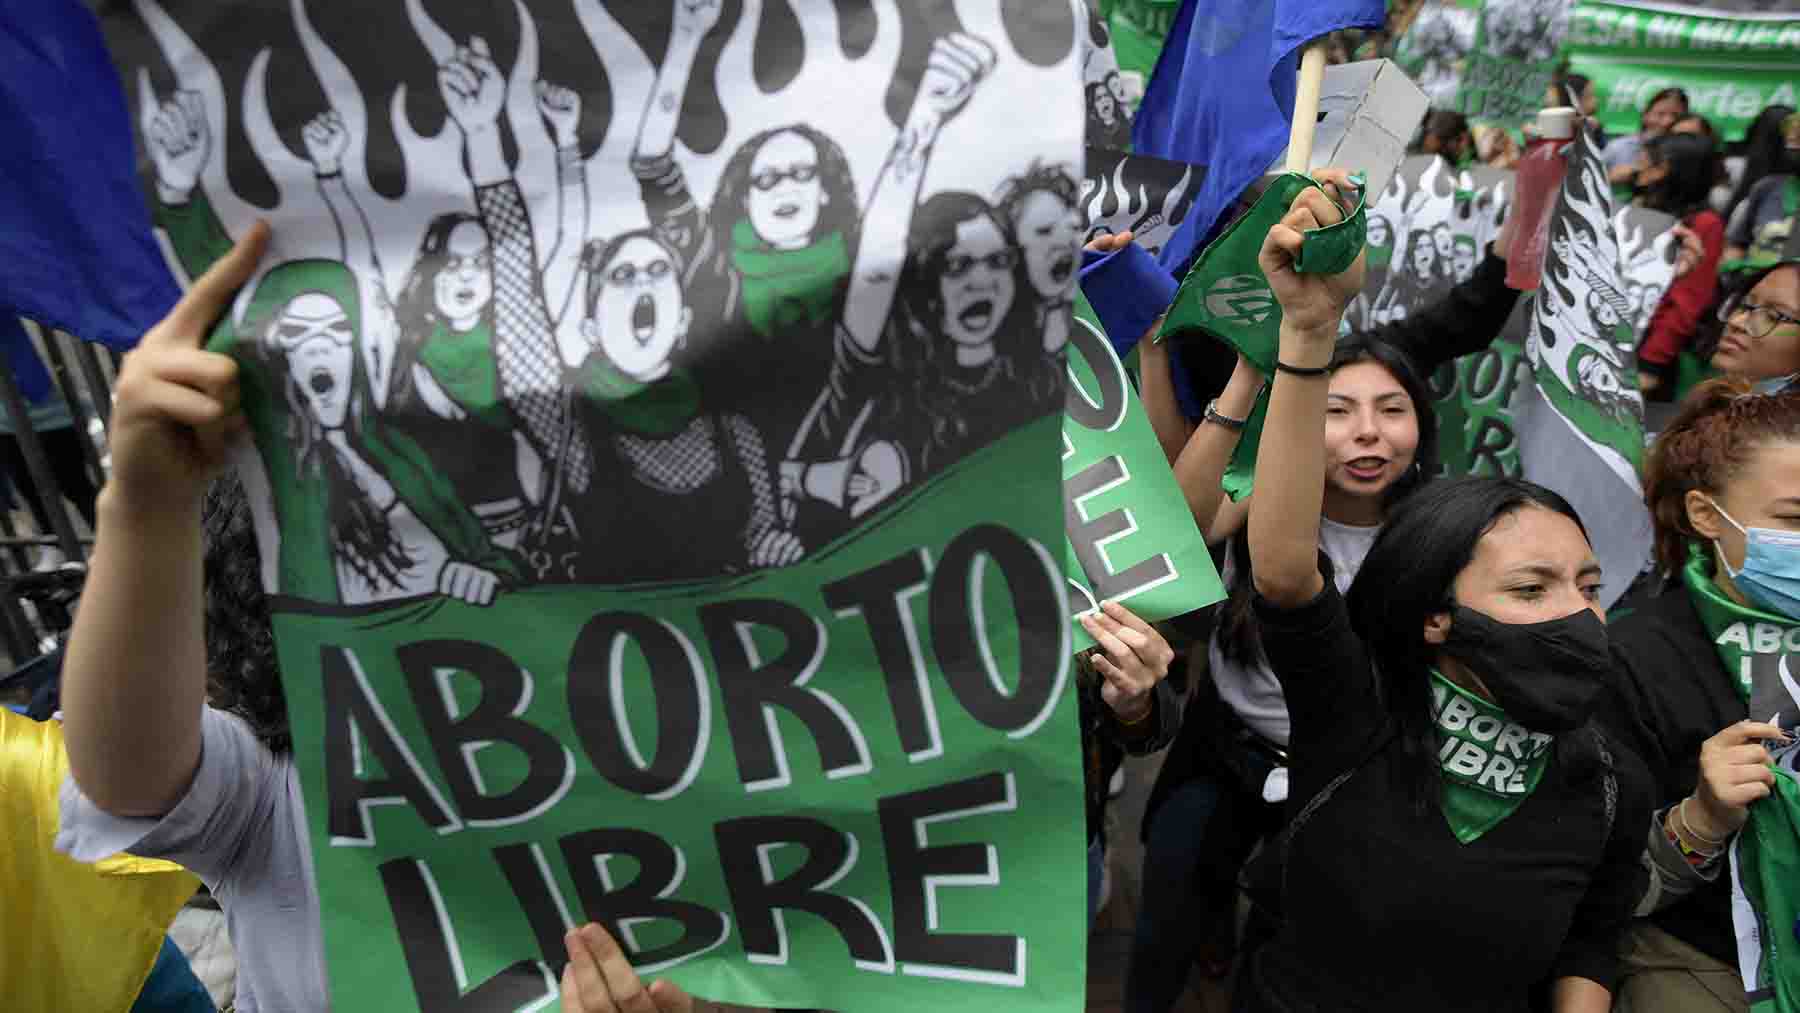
[917,33,997,125]
[535,81,581,147]
[138,69,209,201]
[440,35,505,134]
[302,110,350,176]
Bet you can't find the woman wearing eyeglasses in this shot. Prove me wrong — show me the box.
[776,36,1002,539]
[888,188,1064,478]
[1710,260,1800,393]
[627,0,863,444]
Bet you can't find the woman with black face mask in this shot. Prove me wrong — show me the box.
[1609,381,1800,1012]
[1233,177,1651,1013]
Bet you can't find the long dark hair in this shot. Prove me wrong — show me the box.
[1345,477,1589,806]
[1217,337,1439,666]
[891,191,1038,464]
[390,213,488,415]
[709,124,860,251]
[240,263,413,591]
[202,471,287,754]
[1725,104,1798,223]
[1640,132,1718,219]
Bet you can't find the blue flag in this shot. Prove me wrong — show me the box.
[0,1,179,350]
[1132,0,1383,273]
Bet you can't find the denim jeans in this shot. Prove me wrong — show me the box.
[1125,741,1280,1013]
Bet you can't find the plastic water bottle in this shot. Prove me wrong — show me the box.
[1505,107,1579,292]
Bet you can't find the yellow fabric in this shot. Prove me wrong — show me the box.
[0,708,200,1011]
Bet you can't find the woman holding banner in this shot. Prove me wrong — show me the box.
[1232,170,1649,1013]
[55,225,703,1013]
[1609,381,1800,1012]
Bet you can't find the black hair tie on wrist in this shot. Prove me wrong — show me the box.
[1275,360,1331,377]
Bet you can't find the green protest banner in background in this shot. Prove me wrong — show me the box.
[1064,295,1222,650]
[1568,0,1800,142]
[1396,0,1567,127]
[103,1,1089,1009]
[1456,0,1570,126]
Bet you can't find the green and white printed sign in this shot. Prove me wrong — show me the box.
[103,1,1091,1010]
[1568,0,1800,143]
[1063,294,1222,649]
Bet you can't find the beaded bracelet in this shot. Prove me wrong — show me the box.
[1664,805,1723,869]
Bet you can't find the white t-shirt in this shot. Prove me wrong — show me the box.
[59,707,328,1012]
[1209,516,1381,747]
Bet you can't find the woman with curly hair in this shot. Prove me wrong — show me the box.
[1608,379,1800,1011]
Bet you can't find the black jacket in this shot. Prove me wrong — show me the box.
[1607,583,1746,964]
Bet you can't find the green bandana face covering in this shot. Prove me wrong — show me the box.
[1158,171,1368,500]
[1430,671,1554,844]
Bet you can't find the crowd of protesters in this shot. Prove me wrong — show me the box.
[5,22,1800,1013]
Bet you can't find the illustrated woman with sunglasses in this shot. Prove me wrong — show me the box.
[138,84,515,605]
[560,226,805,583]
[997,162,1085,363]
[1710,260,1800,392]
[223,258,520,605]
[773,34,999,544]
[626,0,860,443]
[886,189,1062,477]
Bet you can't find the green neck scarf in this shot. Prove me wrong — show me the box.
[577,354,702,438]
[417,319,508,430]
[729,218,850,341]
[1158,170,1367,501]
[1684,547,1800,712]
[1430,671,1555,844]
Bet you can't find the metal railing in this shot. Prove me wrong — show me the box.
[0,320,119,668]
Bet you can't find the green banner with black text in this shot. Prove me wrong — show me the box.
[101,1,1088,1010]
[1063,295,1222,648]
[1565,1,1799,143]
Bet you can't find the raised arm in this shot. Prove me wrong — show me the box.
[1247,173,1366,606]
[303,110,398,404]
[840,33,996,355]
[139,76,231,282]
[443,37,593,495]
[1081,232,1191,462]
[632,0,722,164]
[535,82,588,329]
[1172,353,1262,544]
[62,225,269,816]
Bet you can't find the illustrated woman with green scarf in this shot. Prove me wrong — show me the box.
[216,261,519,605]
[382,79,591,554]
[1611,381,1800,1010]
[139,85,516,605]
[627,0,861,440]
